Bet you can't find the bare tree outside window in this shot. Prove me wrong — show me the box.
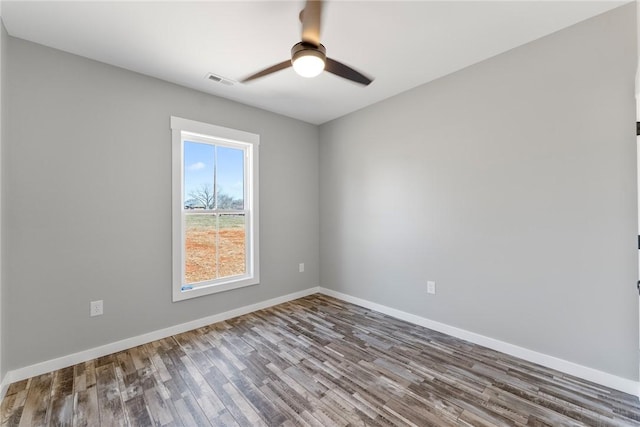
[188,184,243,210]
[188,184,214,209]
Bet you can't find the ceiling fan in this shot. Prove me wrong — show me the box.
[241,0,373,86]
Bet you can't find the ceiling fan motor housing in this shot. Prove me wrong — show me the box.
[291,42,327,64]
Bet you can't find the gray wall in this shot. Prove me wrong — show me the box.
[0,19,6,381]
[320,4,638,380]
[4,37,319,370]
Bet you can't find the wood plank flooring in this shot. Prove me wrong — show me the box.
[2,294,640,426]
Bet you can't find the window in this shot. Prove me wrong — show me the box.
[171,117,259,301]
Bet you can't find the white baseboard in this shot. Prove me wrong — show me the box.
[2,285,638,400]
[0,286,321,399]
[318,287,640,397]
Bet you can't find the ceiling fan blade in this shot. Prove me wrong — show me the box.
[301,0,322,46]
[241,60,292,83]
[325,58,373,86]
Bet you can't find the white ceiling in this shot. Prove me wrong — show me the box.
[1,1,628,125]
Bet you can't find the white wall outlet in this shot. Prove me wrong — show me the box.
[90,300,103,317]
[299,263,305,273]
[427,281,436,295]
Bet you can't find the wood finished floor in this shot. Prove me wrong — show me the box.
[2,294,640,426]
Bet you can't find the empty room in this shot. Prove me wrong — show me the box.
[0,0,639,425]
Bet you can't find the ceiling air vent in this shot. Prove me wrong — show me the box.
[206,73,234,86]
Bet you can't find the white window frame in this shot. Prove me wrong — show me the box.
[171,116,259,302]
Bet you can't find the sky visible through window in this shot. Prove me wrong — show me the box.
[184,141,244,206]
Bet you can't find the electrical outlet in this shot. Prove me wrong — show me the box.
[299,263,305,273]
[427,281,436,295]
[90,300,103,317]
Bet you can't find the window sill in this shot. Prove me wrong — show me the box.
[172,277,260,302]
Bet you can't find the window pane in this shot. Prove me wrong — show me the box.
[218,213,246,278]
[184,213,217,285]
[216,146,244,210]
[184,141,215,209]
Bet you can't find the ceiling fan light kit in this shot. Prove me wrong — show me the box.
[241,0,373,86]
[291,42,326,78]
